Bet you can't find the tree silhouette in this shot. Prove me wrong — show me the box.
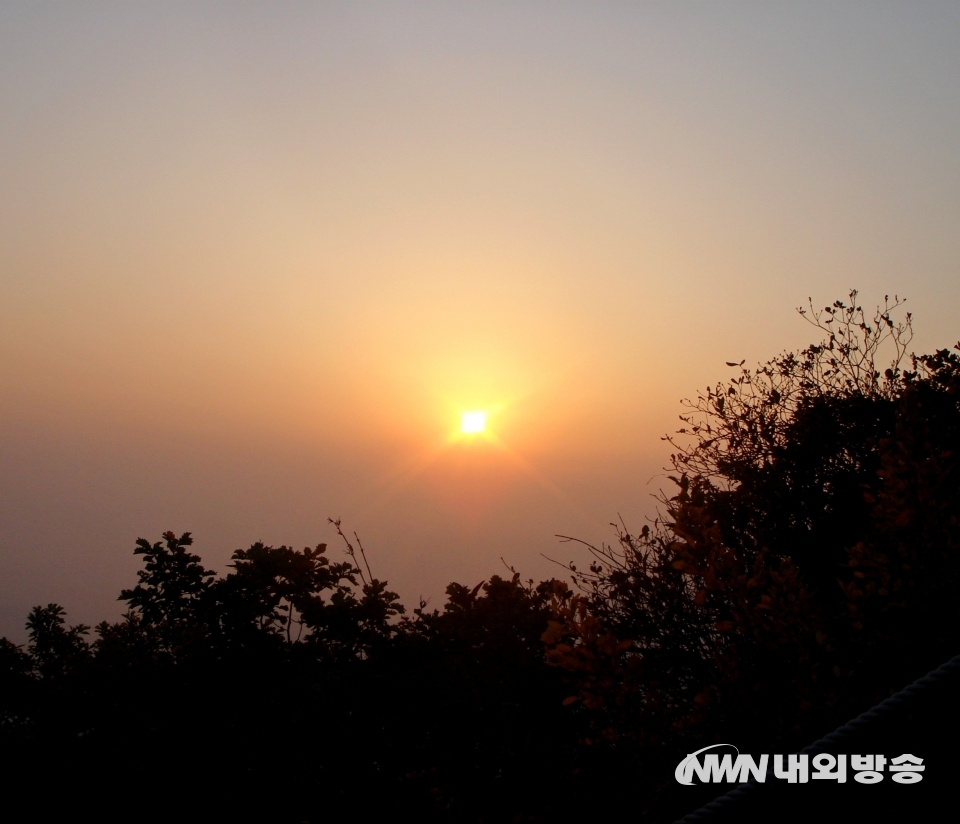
[3,293,959,822]
[26,603,90,679]
[545,293,960,767]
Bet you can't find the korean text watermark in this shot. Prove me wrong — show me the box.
[675,745,924,785]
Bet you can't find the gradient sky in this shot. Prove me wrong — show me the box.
[2,2,960,640]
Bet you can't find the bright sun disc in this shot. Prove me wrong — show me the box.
[460,410,487,434]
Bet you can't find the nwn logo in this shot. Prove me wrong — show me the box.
[675,745,768,785]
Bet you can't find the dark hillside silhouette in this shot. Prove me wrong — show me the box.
[3,293,960,822]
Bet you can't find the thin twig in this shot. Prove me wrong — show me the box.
[327,517,368,586]
[353,531,375,583]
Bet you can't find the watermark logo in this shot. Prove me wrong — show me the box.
[675,745,767,785]
[676,747,924,785]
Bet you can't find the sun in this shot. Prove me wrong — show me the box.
[460,410,488,434]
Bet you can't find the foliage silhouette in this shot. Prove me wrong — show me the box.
[543,293,960,803]
[3,292,960,822]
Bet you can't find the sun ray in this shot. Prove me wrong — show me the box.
[357,400,587,526]
[479,430,590,522]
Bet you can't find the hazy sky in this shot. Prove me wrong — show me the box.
[2,2,960,640]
